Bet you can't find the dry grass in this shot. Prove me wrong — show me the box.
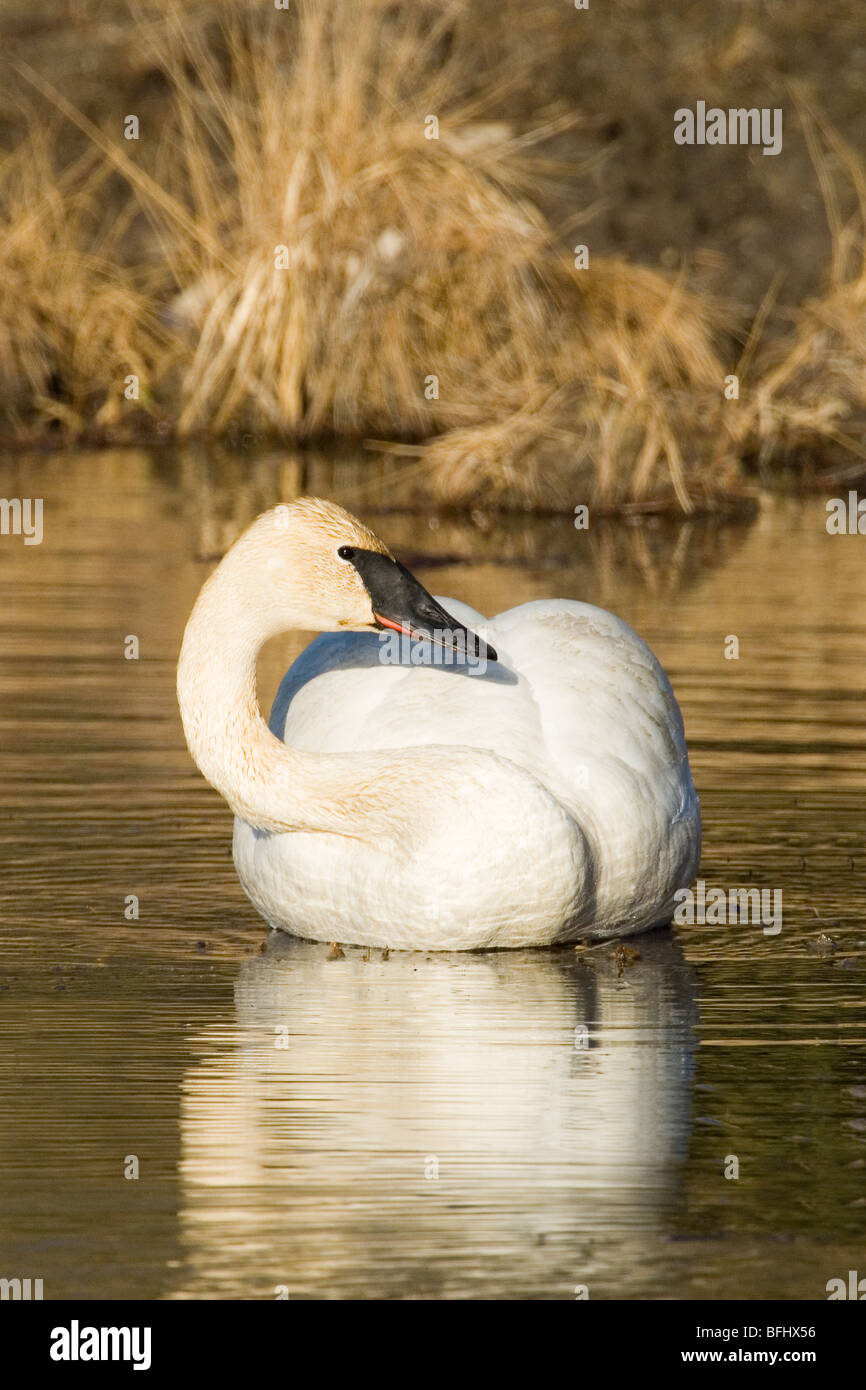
[0,0,864,509]
[121,0,738,510]
[133,0,563,443]
[731,106,866,477]
[421,256,739,512]
[0,126,165,437]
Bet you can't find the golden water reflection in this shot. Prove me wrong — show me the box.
[0,447,864,1300]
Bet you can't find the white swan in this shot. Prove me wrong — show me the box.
[177,497,700,950]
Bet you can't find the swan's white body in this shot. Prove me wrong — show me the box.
[233,596,700,949]
[178,500,700,951]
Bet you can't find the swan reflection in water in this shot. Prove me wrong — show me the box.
[174,931,698,1299]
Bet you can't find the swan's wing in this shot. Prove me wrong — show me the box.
[487,599,701,917]
[267,597,526,757]
[489,598,693,797]
[268,630,405,749]
[270,595,693,813]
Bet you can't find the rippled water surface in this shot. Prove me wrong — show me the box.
[1,450,864,1299]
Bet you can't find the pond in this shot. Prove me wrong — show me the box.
[0,448,864,1299]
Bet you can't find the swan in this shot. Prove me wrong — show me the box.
[177,497,700,950]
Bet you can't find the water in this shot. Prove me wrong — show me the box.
[0,448,864,1300]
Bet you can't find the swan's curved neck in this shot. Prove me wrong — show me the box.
[177,564,390,842]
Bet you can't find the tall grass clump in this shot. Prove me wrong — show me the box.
[423,255,736,511]
[124,0,558,441]
[107,0,736,509]
[734,109,866,477]
[0,127,163,436]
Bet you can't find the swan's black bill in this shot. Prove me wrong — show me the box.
[341,547,498,662]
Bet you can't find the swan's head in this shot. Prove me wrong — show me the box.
[219,498,497,660]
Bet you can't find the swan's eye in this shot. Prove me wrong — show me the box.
[337,545,356,561]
